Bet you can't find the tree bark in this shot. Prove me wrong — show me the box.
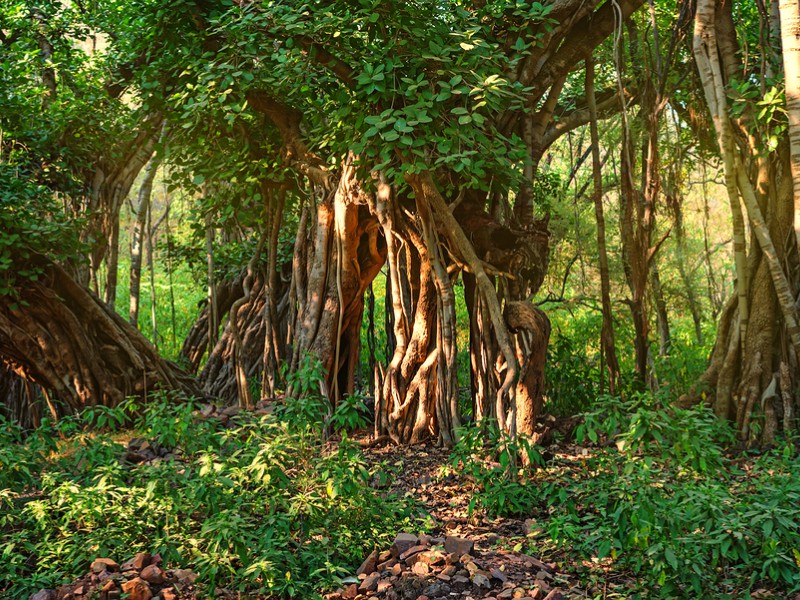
[0,254,199,413]
[130,155,160,326]
[587,54,620,394]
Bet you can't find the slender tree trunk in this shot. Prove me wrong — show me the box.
[650,263,671,357]
[146,201,158,351]
[587,55,620,394]
[205,212,219,351]
[130,156,159,326]
[104,218,120,309]
[779,0,800,252]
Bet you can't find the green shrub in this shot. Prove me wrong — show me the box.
[0,392,417,599]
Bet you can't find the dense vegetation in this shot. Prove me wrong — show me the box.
[3,0,800,597]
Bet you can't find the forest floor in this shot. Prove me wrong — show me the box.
[14,402,799,600]
[333,435,633,600]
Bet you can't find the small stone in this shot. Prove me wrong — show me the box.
[377,550,392,563]
[445,536,474,557]
[221,405,241,417]
[359,572,381,593]
[73,586,84,596]
[377,558,397,571]
[91,558,119,574]
[29,590,55,600]
[491,568,508,582]
[400,544,427,562]
[472,573,491,588]
[171,569,198,585]
[411,562,430,576]
[160,589,178,600]
[418,533,433,546]
[442,565,457,577]
[357,550,379,576]
[132,553,152,570]
[542,591,565,600]
[535,570,552,581]
[121,578,153,600]
[342,583,358,599]
[377,580,392,593]
[141,565,165,584]
[150,554,163,567]
[390,533,419,558]
[437,574,451,582]
[452,575,470,585]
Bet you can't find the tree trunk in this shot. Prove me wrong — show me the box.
[780,0,800,252]
[693,0,800,443]
[130,155,160,326]
[0,254,198,413]
[587,54,620,394]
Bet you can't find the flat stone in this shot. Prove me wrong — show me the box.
[29,590,56,600]
[140,565,165,584]
[400,544,427,562]
[377,558,397,571]
[491,568,508,582]
[444,536,474,557]
[171,569,198,585]
[411,562,430,576]
[342,583,358,599]
[121,578,152,600]
[472,573,491,588]
[358,572,381,593]
[91,558,119,574]
[357,550,379,576]
[160,588,178,600]
[542,592,564,600]
[390,533,419,558]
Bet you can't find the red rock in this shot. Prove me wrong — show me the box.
[390,533,419,558]
[358,572,381,593]
[91,559,119,574]
[399,544,427,562]
[356,550,379,576]
[377,558,397,571]
[342,583,358,599]
[140,565,165,585]
[159,589,177,600]
[491,568,508,582]
[133,553,152,570]
[445,536,474,556]
[411,562,430,576]
[120,578,152,600]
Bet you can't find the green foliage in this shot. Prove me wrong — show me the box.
[0,394,417,599]
[458,393,800,598]
[450,421,544,517]
[330,393,370,434]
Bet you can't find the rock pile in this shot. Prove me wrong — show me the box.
[29,553,199,600]
[326,533,570,600]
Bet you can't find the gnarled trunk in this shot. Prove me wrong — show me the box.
[0,254,199,414]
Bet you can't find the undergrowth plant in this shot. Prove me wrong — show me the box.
[0,390,417,599]
[454,393,800,598]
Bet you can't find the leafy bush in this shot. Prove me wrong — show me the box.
[458,393,800,598]
[450,421,544,517]
[0,393,417,599]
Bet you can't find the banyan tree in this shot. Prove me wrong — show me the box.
[1,0,644,443]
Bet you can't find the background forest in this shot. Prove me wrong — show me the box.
[2,0,800,598]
